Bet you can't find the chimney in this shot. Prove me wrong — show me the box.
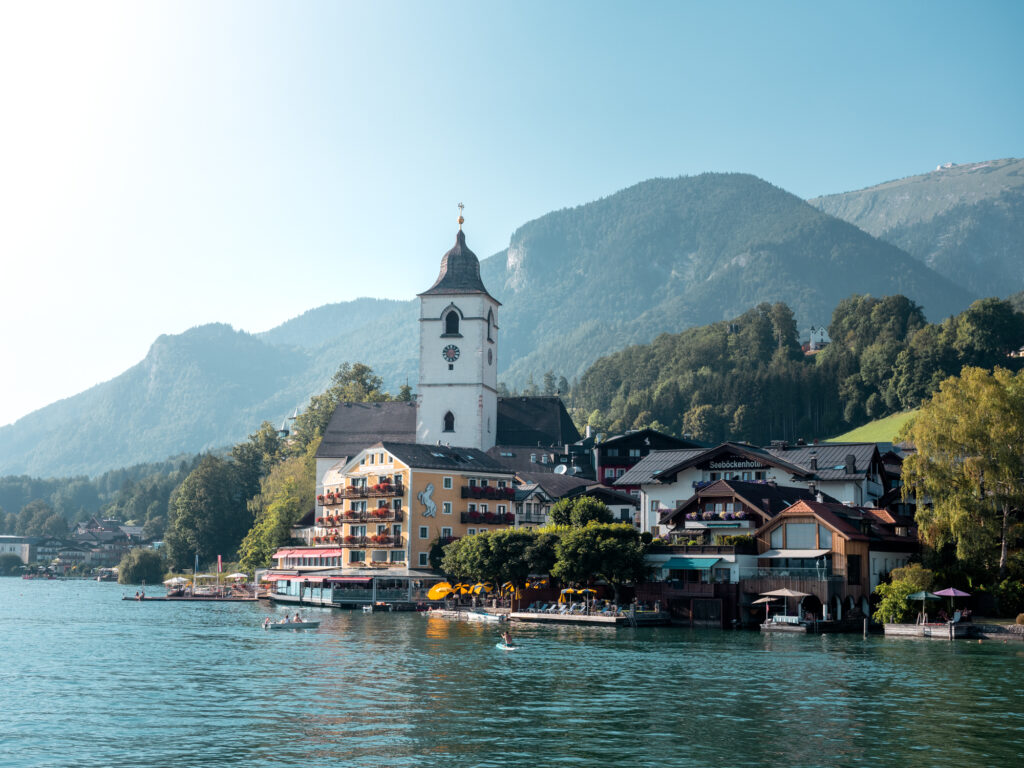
[845,454,857,474]
[816,492,824,503]
[585,425,592,439]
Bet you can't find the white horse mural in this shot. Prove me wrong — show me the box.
[418,483,436,517]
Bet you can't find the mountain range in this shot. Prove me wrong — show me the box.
[3,166,1008,478]
[810,157,1024,298]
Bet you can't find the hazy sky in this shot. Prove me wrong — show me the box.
[1,1,1022,427]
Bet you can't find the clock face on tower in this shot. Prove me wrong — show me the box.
[442,344,460,363]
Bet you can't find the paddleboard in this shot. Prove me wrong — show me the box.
[496,642,518,651]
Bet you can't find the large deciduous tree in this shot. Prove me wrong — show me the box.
[238,440,318,570]
[550,522,649,602]
[900,366,1024,579]
[117,548,166,585]
[164,455,248,570]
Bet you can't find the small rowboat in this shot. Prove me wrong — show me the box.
[266,621,320,630]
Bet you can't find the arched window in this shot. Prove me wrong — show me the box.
[487,309,494,342]
[443,412,455,432]
[445,310,460,336]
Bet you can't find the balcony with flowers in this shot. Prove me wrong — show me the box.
[460,510,516,525]
[317,507,404,527]
[460,485,516,500]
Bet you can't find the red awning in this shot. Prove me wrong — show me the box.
[260,573,297,582]
[273,548,345,558]
[325,576,373,583]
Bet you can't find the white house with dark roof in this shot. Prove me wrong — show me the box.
[618,441,890,535]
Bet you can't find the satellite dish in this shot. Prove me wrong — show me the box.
[553,465,567,474]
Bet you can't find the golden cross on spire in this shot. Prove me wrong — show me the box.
[458,202,465,230]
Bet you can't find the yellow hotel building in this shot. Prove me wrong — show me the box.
[274,441,515,573]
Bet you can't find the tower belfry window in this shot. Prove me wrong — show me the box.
[445,310,460,336]
[487,309,494,342]
[443,412,455,432]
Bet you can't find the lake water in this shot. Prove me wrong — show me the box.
[1,580,1022,767]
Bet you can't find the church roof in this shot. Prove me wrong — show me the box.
[315,402,416,460]
[418,230,498,301]
[496,396,581,447]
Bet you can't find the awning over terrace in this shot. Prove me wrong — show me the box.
[661,557,721,570]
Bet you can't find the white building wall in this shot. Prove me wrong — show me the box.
[417,292,499,451]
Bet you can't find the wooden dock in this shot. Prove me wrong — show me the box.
[122,595,257,602]
[884,622,971,639]
[510,611,671,627]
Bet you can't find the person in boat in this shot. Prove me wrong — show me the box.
[293,613,302,623]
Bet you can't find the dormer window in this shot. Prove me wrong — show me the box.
[443,412,455,432]
[444,310,460,336]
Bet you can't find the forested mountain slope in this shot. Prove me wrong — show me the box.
[810,158,1024,298]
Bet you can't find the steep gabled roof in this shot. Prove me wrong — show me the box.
[487,445,560,474]
[662,480,839,526]
[496,396,581,446]
[757,500,870,541]
[516,471,595,498]
[315,402,417,460]
[598,428,702,451]
[616,442,811,486]
[764,443,881,480]
[379,442,513,473]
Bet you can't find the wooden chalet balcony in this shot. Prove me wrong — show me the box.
[319,483,405,505]
[317,509,404,526]
[460,486,515,500]
[310,535,403,549]
[460,511,516,525]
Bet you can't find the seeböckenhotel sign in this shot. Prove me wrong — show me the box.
[702,459,766,470]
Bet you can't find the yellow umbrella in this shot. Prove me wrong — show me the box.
[427,582,453,600]
[558,588,577,604]
[471,583,493,594]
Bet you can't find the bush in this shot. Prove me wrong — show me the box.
[0,553,23,576]
[995,579,1024,617]
[873,579,919,623]
[889,563,934,592]
[117,548,166,585]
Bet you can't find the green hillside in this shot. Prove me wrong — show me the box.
[826,411,917,444]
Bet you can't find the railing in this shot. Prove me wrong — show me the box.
[649,544,752,556]
[517,512,548,524]
[461,511,516,525]
[739,567,846,582]
[308,535,404,549]
[318,484,405,504]
[460,486,516,500]
[317,509,404,526]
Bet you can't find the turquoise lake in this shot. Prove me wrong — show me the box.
[1,579,1022,767]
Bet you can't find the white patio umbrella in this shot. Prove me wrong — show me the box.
[163,576,188,586]
[760,588,810,617]
[226,572,249,580]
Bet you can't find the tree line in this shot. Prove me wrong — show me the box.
[570,295,1024,444]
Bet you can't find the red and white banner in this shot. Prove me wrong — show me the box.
[217,555,222,573]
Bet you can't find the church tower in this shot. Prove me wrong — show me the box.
[416,206,499,451]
